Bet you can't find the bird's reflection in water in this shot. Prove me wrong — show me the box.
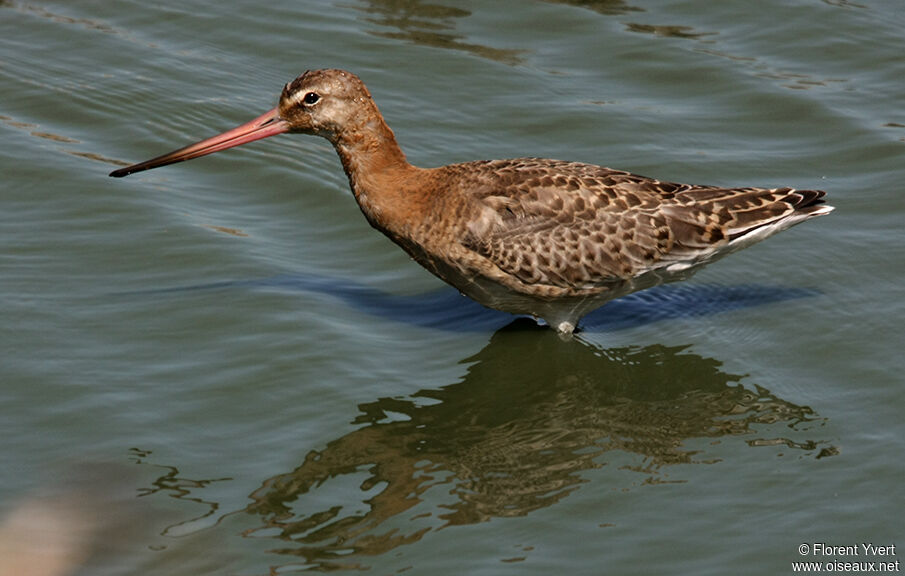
[239,327,832,571]
[126,273,831,570]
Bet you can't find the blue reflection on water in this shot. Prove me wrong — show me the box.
[134,273,819,333]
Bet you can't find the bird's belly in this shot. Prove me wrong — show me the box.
[408,246,626,330]
[394,233,709,332]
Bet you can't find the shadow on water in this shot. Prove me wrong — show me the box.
[220,330,833,571]
[133,271,820,333]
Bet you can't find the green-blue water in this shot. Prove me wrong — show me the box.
[1,1,902,574]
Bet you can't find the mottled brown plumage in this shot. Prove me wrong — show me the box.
[110,69,833,334]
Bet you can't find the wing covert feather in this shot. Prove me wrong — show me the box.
[447,158,826,291]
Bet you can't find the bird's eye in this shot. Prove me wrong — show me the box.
[303,92,320,105]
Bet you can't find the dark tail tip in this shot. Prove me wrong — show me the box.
[795,188,827,208]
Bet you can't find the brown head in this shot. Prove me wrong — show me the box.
[109,69,383,177]
[278,69,378,142]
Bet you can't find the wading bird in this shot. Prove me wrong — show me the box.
[110,69,832,334]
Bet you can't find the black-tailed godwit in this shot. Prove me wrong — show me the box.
[110,69,832,334]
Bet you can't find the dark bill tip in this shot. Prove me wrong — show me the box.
[108,107,288,179]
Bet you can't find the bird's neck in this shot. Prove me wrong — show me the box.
[329,112,426,234]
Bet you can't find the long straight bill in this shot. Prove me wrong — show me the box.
[109,107,289,177]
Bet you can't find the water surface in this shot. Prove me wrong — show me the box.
[1,0,902,574]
